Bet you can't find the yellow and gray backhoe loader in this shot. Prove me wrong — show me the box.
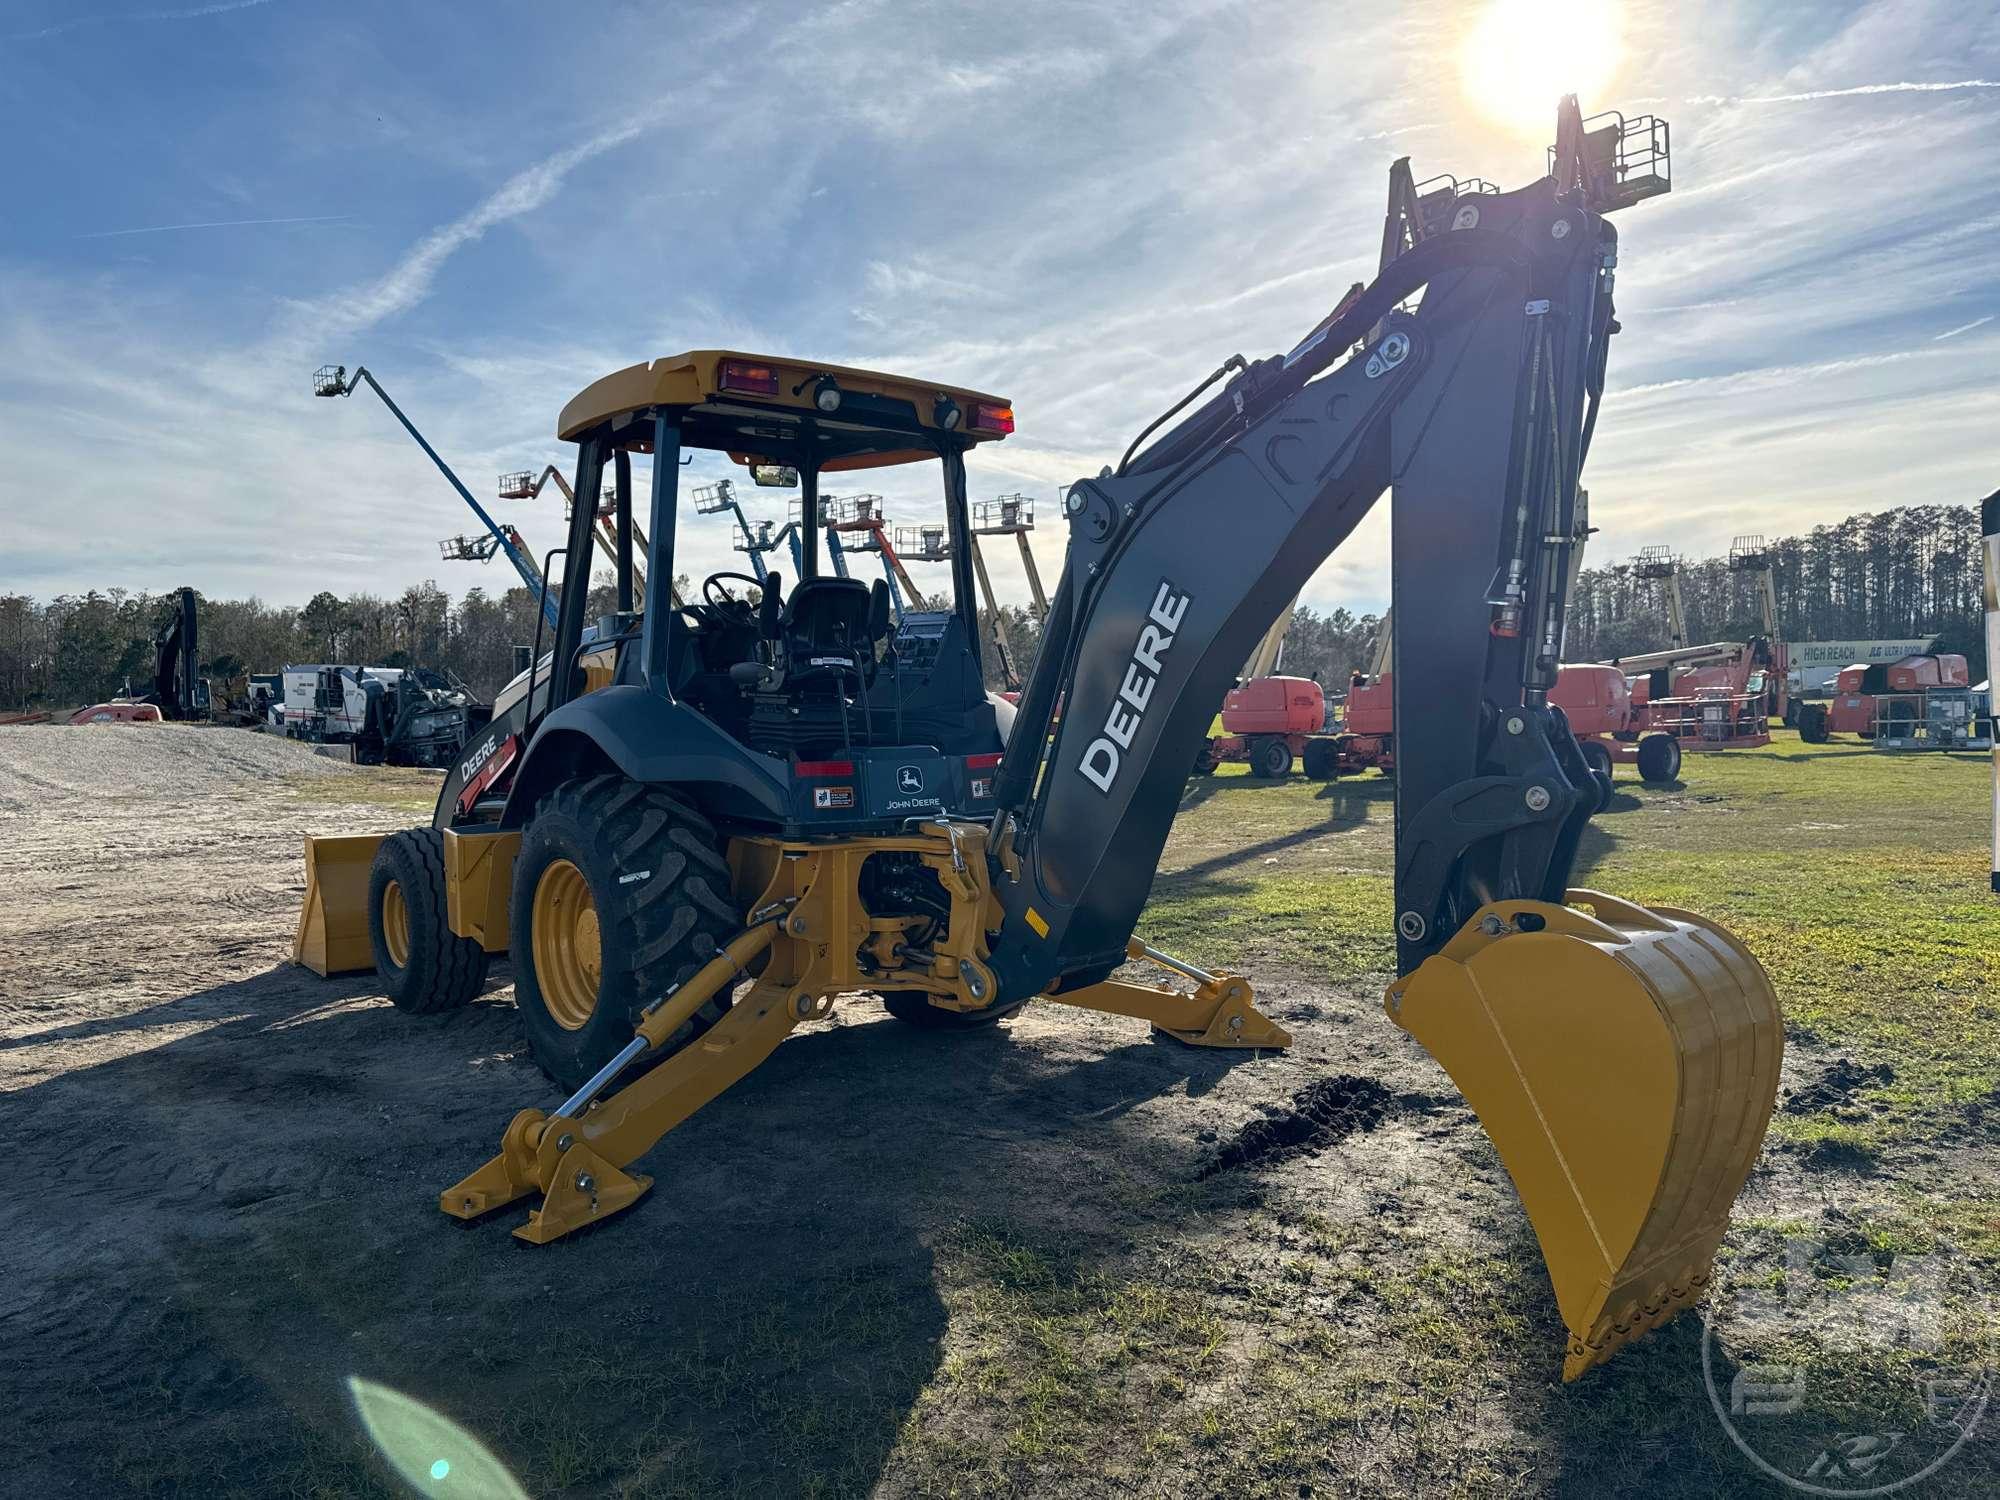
[297,99,1779,1380]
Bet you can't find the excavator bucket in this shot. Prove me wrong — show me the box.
[294,833,386,976]
[1386,890,1781,1379]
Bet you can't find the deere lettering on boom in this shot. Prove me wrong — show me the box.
[296,99,1782,1380]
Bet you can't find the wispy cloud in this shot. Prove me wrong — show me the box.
[1687,79,1999,106]
[297,110,670,342]
[1934,314,1994,341]
[78,213,350,239]
[8,0,282,43]
[1610,349,1930,405]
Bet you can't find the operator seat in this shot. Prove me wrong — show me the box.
[777,576,878,681]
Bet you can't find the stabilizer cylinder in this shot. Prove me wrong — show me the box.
[1385,889,1782,1379]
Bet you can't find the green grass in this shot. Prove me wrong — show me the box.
[1157,739,2000,1147]
[286,766,444,818]
[917,734,2000,1497]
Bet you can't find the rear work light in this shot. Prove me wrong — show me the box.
[969,402,1014,435]
[794,759,855,777]
[719,359,781,396]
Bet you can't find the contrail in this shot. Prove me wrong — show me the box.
[306,106,672,340]
[80,214,352,239]
[1935,315,1995,342]
[1688,79,1998,105]
[10,0,283,42]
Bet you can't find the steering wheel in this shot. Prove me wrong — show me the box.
[702,571,765,608]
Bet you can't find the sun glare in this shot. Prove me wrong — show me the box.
[1459,0,1622,137]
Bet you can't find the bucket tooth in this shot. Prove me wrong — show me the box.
[1385,889,1782,1379]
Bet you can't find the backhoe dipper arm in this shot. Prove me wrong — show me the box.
[990,171,1615,1004]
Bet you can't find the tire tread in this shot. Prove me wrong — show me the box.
[511,776,742,1089]
[373,827,488,1014]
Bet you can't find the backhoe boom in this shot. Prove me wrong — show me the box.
[993,183,1606,997]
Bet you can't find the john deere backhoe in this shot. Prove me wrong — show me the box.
[297,100,1781,1380]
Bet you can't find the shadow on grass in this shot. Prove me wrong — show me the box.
[1761,747,1884,762]
[2,958,1267,1499]
[1167,785,1389,885]
[1566,819,1626,885]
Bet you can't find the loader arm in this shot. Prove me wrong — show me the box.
[990,180,1605,995]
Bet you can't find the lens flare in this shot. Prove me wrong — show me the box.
[1459,0,1621,136]
[348,1376,528,1498]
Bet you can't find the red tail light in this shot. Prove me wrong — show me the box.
[969,402,1014,435]
[719,359,781,396]
[794,759,855,777]
[966,752,1004,768]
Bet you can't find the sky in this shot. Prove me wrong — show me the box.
[3,0,1997,623]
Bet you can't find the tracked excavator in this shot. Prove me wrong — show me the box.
[295,100,1780,1380]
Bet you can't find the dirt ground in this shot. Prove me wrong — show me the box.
[1,724,1993,1498]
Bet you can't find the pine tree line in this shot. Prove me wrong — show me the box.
[1566,503,1987,673]
[2,502,1983,713]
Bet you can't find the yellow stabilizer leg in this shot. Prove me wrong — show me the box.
[1386,889,1782,1379]
[442,974,809,1244]
[294,833,387,976]
[1052,938,1291,1049]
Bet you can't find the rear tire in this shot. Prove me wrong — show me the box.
[510,775,741,1091]
[1190,741,1217,776]
[370,828,489,1013]
[879,991,1027,1030]
[1250,736,1292,779]
[1797,703,1830,744]
[1576,740,1615,813]
[1636,732,1682,785]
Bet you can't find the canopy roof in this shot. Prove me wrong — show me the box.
[557,350,1012,472]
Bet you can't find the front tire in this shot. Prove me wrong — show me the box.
[1577,739,1615,812]
[1797,703,1830,744]
[510,776,741,1091]
[1301,738,1339,780]
[370,828,489,1013]
[1250,736,1292,779]
[1636,732,1682,784]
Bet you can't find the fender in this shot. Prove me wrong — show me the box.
[495,685,791,828]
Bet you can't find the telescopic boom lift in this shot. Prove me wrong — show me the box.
[502,465,681,605]
[313,365,560,628]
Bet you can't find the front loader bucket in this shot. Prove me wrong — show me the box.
[294,833,387,976]
[1386,890,1781,1379]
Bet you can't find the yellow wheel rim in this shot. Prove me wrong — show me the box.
[382,879,411,969]
[532,858,601,1031]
